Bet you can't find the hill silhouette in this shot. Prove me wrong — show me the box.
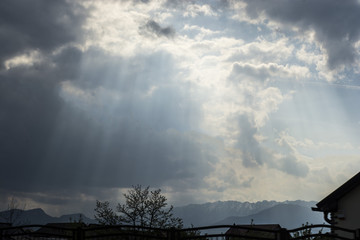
[0,208,96,226]
[214,203,325,229]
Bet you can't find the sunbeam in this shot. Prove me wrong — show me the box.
[1,0,360,218]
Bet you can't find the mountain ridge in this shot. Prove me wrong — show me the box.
[173,200,319,227]
[0,200,321,228]
[213,203,325,229]
[0,208,96,226]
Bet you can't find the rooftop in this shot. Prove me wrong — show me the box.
[314,172,360,212]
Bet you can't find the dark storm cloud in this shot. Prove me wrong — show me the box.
[0,114,210,191]
[0,0,212,209]
[0,48,83,191]
[0,0,85,69]
[0,45,212,200]
[242,0,360,69]
[140,20,175,38]
[0,0,84,159]
[55,49,209,189]
[0,0,211,208]
[0,0,85,191]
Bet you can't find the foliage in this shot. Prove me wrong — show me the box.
[94,185,183,229]
[94,200,119,225]
[292,223,333,240]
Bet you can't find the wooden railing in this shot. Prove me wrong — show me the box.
[1,224,359,240]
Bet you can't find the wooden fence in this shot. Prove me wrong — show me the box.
[1,224,359,240]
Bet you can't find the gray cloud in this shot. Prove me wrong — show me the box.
[141,20,176,38]
[275,155,309,178]
[235,114,308,177]
[134,0,151,3]
[230,62,278,83]
[0,0,214,212]
[0,0,85,69]
[236,115,268,167]
[239,176,254,188]
[0,1,87,203]
[0,46,212,203]
[163,0,195,7]
[243,0,360,69]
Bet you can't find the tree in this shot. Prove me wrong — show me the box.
[94,185,183,228]
[94,200,119,225]
[0,197,27,226]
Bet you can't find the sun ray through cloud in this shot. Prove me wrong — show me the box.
[1,0,360,218]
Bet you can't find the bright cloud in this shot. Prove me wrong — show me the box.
[1,0,360,217]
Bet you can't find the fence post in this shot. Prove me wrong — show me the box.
[168,227,176,240]
[355,229,360,240]
[277,228,289,240]
[74,226,85,240]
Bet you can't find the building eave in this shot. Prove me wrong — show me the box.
[315,172,360,213]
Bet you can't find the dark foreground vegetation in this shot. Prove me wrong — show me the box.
[0,223,357,240]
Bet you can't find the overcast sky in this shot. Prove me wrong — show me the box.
[1,0,360,217]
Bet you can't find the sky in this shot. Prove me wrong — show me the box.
[1,0,360,217]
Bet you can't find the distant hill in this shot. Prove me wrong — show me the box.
[213,203,325,229]
[173,200,322,228]
[0,200,323,229]
[0,208,96,226]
